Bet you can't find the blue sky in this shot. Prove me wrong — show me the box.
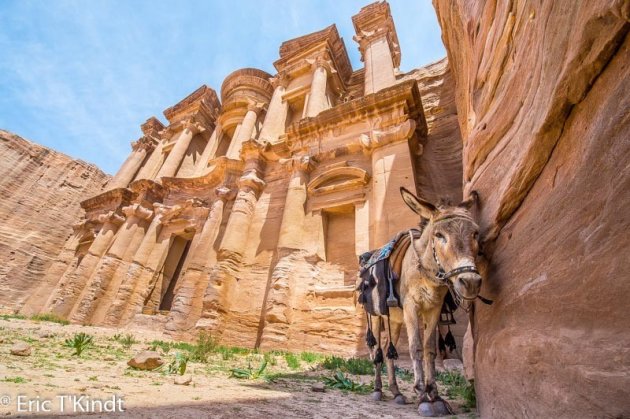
[0,0,445,174]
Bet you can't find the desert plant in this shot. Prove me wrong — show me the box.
[229,359,268,380]
[31,313,69,325]
[300,351,321,363]
[263,352,277,366]
[118,333,137,349]
[436,370,476,408]
[323,371,371,393]
[190,332,216,362]
[164,352,189,376]
[64,332,93,356]
[284,353,300,370]
[2,376,28,383]
[321,356,373,375]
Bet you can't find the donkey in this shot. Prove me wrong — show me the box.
[366,187,483,417]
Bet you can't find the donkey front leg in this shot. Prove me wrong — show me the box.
[384,311,406,404]
[418,307,453,417]
[368,315,384,401]
[403,303,424,396]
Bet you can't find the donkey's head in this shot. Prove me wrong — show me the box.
[400,187,482,301]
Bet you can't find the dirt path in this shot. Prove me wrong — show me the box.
[0,318,475,418]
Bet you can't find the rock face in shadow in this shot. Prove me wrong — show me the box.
[433,0,630,417]
[0,130,109,312]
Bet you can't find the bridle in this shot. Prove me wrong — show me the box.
[408,216,493,310]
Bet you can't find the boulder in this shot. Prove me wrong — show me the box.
[10,342,31,356]
[127,351,163,370]
[174,375,192,386]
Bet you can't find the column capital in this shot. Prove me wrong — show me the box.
[237,170,266,194]
[245,100,267,115]
[270,71,290,89]
[360,119,416,154]
[97,211,125,226]
[122,203,154,221]
[280,155,318,174]
[131,136,158,152]
[215,186,237,202]
[305,56,337,75]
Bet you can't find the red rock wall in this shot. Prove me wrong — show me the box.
[433,0,630,417]
[0,130,109,313]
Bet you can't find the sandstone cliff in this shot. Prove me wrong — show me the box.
[0,130,109,313]
[433,0,630,417]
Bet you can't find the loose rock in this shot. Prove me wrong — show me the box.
[174,375,192,386]
[10,342,32,356]
[443,358,464,373]
[311,383,326,393]
[127,351,163,370]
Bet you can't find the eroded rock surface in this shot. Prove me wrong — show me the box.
[434,0,630,417]
[0,130,108,313]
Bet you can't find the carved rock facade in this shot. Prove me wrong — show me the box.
[19,2,465,355]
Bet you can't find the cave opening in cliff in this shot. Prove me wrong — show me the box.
[157,235,191,312]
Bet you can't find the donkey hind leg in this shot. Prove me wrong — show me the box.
[384,312,406,405]
[418,307,454,417]
[368,315,383,401]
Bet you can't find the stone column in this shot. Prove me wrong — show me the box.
[156,121,203,179]
[226,104,263,160]
[134,142,163,181]
[103,204,165,325]
[69,204,153,324]
[109,140,149,189]
[193,124,222,176]
[259,73,289,143]
[304,59,330,118]
[276,155,317,251]
[43,211,125,318]
[360,119,416,247]
[218,171,266,261]
[166,187,236,333]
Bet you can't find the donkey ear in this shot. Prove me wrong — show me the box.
[400,187,437,218]
[459,190,479,210]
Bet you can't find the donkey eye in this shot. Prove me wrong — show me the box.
[435,232,446,242]
[473,231,479,240]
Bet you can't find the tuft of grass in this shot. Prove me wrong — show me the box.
[300,352,322,363]
[190,332,216,362]
[263,352,277,366]
[64,332,93,356]
[321,356,373,375]
[88,376,98,382]
[394,367,414,382]
[437,371,476,408]
[0,314,26,321]
[284,353,300,370]
[230,360,268,380]
[323,371,371,394]
[31,313,69,325]
[2,376,28,383]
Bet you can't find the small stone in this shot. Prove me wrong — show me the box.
[127,351,163,370]
[103,356,115,361]
[443,358,464,373]
[311,382,326,392]
[39,332,55,339]
[10,342,32,356]
[175,375,192,386]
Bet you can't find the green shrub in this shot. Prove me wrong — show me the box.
[64,332,93,356]
[2,376,28,383]
[190,332,216,362]
[436,370,476,408]
[323,371,371,394]
[284,353,300,370]
[229,360,268,380]
[31,313,69,325]
[299,352,321,363]
[115,333,137,349]
[321,356,373,375]
[164,352,189,376]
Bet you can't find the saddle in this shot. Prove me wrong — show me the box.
[357,228,458,323]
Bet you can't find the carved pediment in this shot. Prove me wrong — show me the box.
[307,165,369,196]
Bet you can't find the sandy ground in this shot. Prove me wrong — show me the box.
[0,318,475,418]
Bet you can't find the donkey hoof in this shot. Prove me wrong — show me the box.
[371,391,383,401]
[418,401,436,417]
[394,394,406,405]
[432,399,453,416]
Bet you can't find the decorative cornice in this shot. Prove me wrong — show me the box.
[141,116,165,138]
[359,119,417,153]
[279,155,318,174]
[80,188,136,213]
[163,85,220,125]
